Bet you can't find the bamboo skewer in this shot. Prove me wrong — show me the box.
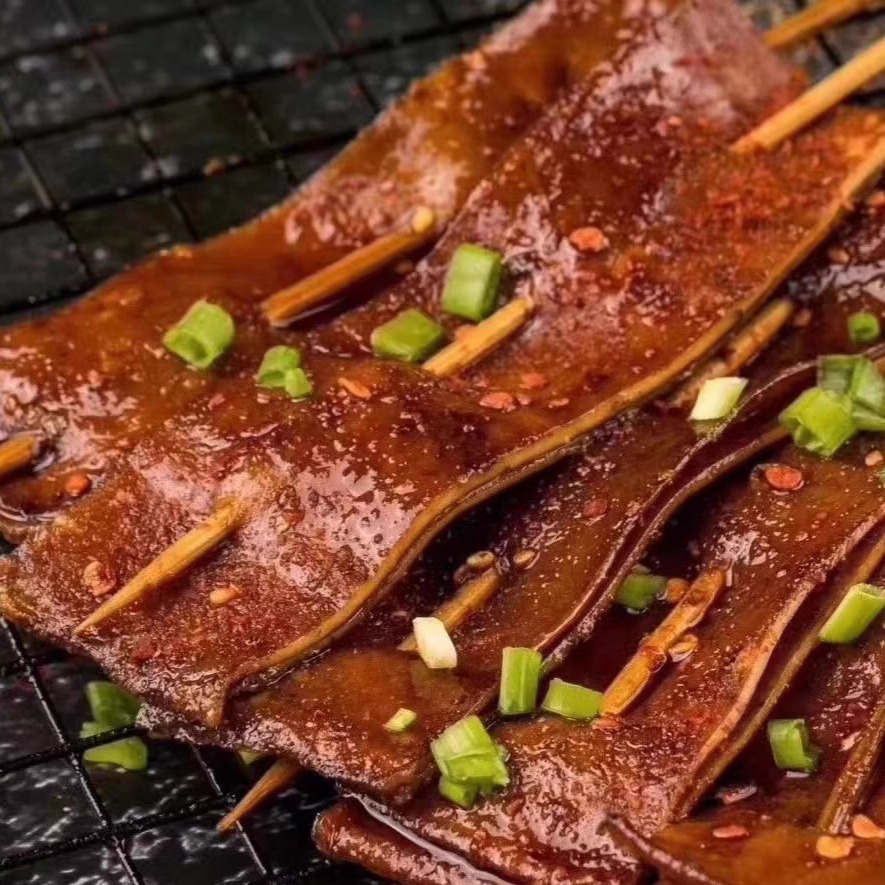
[74,498,244,634]
[218,757,303,833]
[262,207,437,327]
[218,565,503,831]
[734,33,885,152]
[601,569,726,717]
[765,0,883,50]
[68,47,885,637]
[0,433,43,480]
[423,296,535,378]
[669,298,796,409]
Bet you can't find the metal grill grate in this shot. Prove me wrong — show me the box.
[0,0,884,882]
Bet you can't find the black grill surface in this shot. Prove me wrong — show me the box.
[0,0,883,882]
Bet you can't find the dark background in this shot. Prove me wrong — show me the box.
[0,0,882,883]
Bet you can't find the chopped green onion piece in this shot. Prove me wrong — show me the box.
[541,678,602,721]
[498,647,543,716]
[767,718,819,772]
[385,708,418,733]
[817,355,858,396]
[256,345,302,388]
[441,244,503,322]
[81,721,149,771]
[616,572,667,612]
[689,376,748,421]
[86,681,140,730]
[820,583,885,644]
[849,358,885,414]
[283,367,313,400]
[431,715,509,790]
[163,300,235,369]
[371,309,445,363]
[852,403,885,432]
[239,749,262,765]
[439,776,479,809]
[413,616,458,669]
[849,312,881,345]
[779,387,857,458]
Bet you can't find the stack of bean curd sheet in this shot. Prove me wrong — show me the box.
[3,0,885,882]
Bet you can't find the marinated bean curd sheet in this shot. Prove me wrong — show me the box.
[1,0,838,732]
[605,527,885,882]
[140,356,818,797]
[138,168,885,803]
[0,0,636,536]
[315,431,885,883]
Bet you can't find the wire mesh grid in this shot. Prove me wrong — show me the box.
[0,0,884,882]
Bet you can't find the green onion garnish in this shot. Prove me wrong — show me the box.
[439,776,479,809]
[255,346,312,399]
[540,678,602,721]
[767,718,819,772]
[852,404,885,432]
[849,358,885,413]
[371,309,445,363]
[849,312,881,345]
[779,387,857,458]
[616,571,667,612]
[689,376,748,421]
[85,681,141,729]
[239,749,262,765]
[283,367,313,400]
[498,647,543,716]
[432,715,509,798]
[820,583,885,644]
[441,244,503,322]
[256,345,301,387]
[818,355,858,396]
[384,708,418,733]
[413,616,458,669]
[80,721,149,771]
[163,300,235,369]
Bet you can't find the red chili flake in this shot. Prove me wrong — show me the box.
[339,377,372,400]
[792,308,812,328]
[713,825,750,841]
[867,190,885,210]
[852,814,885,840]
[569,226,610,254]
[82,560,116,597]
[763,464,804,492]
[130,639,157,665]
[64,471,92,498]
[816,835,854,860]
[717,784,758,805]
[479,391,516,411]
[583,498,609,521]
[520,372,548,391]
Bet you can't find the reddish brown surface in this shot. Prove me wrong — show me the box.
[316,430,885,882]
[0,0,630,531]
[1,0,833,731]
[230,197,885,805]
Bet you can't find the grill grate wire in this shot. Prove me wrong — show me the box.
[0,0,883,882]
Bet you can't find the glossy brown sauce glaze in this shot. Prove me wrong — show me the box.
[313,205,885,885]
[615,549,885,884]
[0,0,627,532]
[0,0,832,730]
[143,159,885,806]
